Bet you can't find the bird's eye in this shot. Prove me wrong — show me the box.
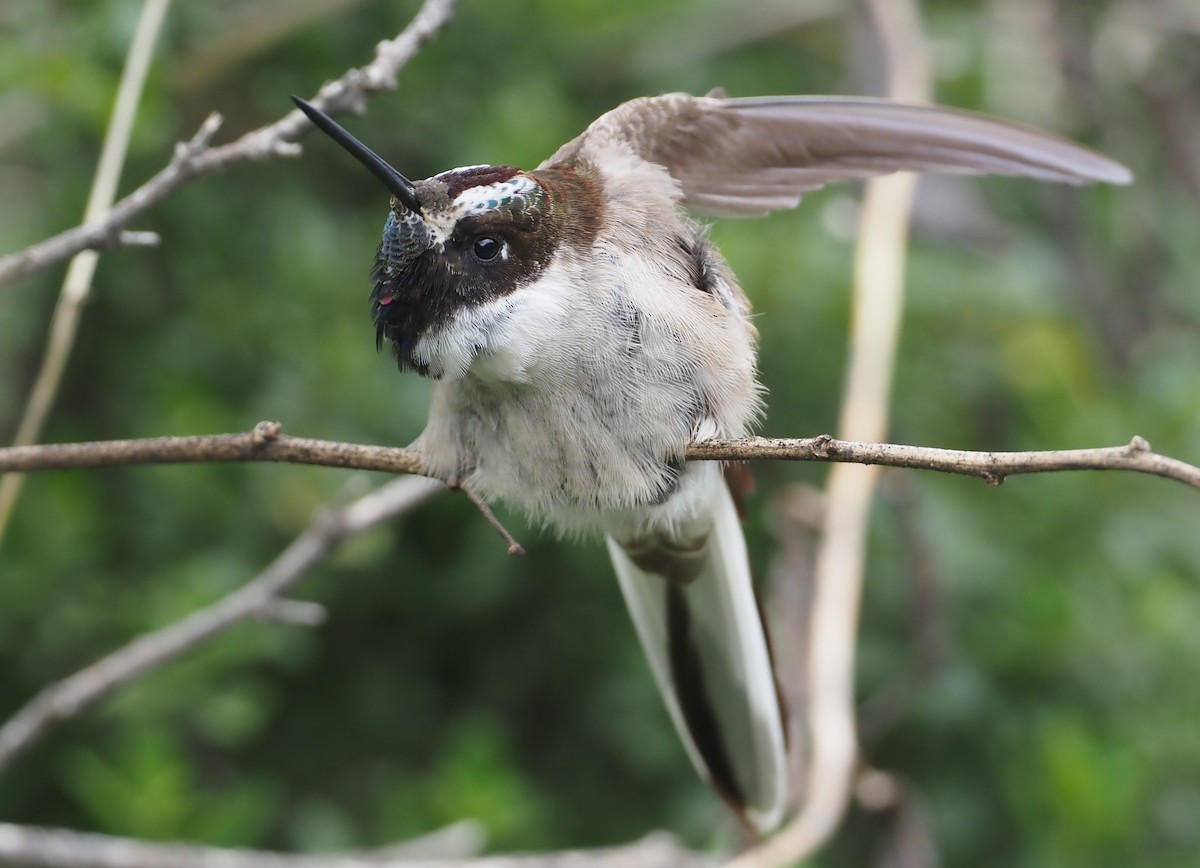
[472,234,503,263]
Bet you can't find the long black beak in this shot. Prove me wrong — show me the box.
[291,96,423,215]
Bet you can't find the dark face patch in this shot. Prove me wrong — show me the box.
[368,164,603,376]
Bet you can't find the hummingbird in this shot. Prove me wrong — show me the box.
[291,92,1129,833]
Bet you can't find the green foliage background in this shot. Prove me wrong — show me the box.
[2,0,1199,864]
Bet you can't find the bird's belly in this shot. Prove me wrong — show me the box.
[461,382,694,523]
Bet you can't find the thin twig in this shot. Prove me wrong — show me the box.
[1,428,1197,489]
[456,478,526,555]
[0,0,456,290]
[0,475,441,775]
[0,0,172,544]
[0,423,424,475]
[0,824,713,868]
[687,434,1200,488]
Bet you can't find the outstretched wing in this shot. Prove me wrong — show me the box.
[541,93,1131,216]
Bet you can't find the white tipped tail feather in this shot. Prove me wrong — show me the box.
[605,471,788,833]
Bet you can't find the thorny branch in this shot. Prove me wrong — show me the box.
[0,0,457,290]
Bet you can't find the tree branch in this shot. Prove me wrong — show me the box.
[0,475,441,776]
[455,478,526,555]
[687,434,1200,489]
[0,825,713,868]
[0,421,423,476]
[0,0,457,290]
[1,426,1196,489]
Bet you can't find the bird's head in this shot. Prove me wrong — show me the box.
[292,97,600,378]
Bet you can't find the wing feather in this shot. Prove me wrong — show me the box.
[541,94,1131,216]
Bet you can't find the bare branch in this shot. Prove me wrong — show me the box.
[686,434,1200,489]
[1,427,1197,490]
[0,825,713,868]
[456,478,526,555]
[0,422,423,476]
[0,0,457,290]
[0,475,441,775]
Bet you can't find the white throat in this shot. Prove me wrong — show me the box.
[410,255,582,382]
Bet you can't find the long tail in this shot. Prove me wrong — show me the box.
[605,473,788,833]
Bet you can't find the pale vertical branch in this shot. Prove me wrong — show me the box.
[725,1,931,864]
[0,0,173,544]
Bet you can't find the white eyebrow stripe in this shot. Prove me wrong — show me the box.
[451,176,540,216]
[423,176,540,245]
